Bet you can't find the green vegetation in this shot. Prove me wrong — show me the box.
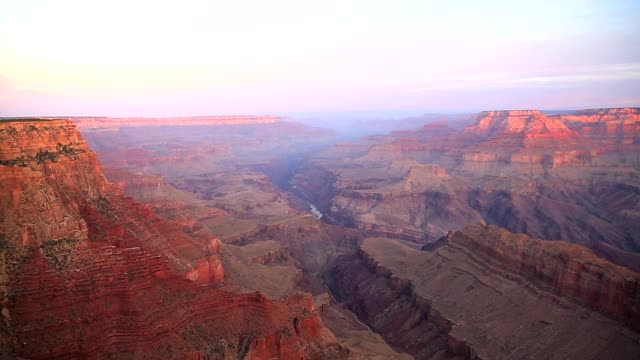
[34,149,58,163]
[0,156,29,167]
[0,144,85,167]
[94,195,113,217]
[57,142,83,156]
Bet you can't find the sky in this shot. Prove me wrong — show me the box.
[1,0,639,117]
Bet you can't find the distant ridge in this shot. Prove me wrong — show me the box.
[465,110,570,135]
[72,115,288,129]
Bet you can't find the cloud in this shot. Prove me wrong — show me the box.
[412,63,640,92]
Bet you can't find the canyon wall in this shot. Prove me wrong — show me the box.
[326,225,640,359]
[292,108,640,259]
[0,119,348,359]
[326,251,467,359]
[447,224,640,328]
[554,108,640,166]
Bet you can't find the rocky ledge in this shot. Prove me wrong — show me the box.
[445,223,640,329]
[326,224,640,359]
[0,118,349,359]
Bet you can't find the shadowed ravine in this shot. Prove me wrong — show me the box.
[2,111,639,359]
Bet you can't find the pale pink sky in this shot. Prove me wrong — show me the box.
[1,0,639,116]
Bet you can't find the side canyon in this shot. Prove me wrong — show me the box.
[1,109,639,359]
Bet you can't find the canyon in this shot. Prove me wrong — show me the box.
[0,119,349,359]
[292,109,640,263]
[327,224,640,359]
[1,108,639,359]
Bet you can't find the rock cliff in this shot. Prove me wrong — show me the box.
[556,108,640,125]
[325,225,640,359]
[0,119,348,359]
[292,108,640,257]
[447,223,640,328]
[466,110,571,136]
[553,108,640,166]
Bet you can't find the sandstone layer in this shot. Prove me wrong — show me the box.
[326,224,640,359]
[46,109,640,359]
[292,108,640,261]
[0,119,349,359]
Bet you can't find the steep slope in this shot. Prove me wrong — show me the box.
[0,119,348,359]
[444,224,640,326]
[325,224,640,359]
[555,108,640,149]
[292,108,640,256]
[460,110,592,171]
[556,107,640,127]
[0,119,223,282]
[466,110,570,136]
[553,108,640,166]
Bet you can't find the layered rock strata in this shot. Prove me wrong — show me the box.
[292,108,640,257]
[0,119,347,359]
[326,224,640,359]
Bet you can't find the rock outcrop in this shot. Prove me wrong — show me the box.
[553,108,640,166]
[466,110,571,136]
[326,225,640,359]
[446,224,640,328]
[556,107,640,125]
[0,119,223,282]
[461,110,593,170]
[0,119,348,359]
[326,251,457,359]
[5,244,342,359]
[292,108,640,257]
[554,108,640,148]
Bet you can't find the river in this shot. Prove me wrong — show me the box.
[308,202,323,218]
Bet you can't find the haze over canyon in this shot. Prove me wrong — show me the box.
[2,1,640,358]
[1,107,639,359]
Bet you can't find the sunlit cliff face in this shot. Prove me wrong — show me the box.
[1,0,639,116]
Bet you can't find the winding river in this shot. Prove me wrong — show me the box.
[308,202,323,218]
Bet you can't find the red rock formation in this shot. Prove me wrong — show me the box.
[249,246,293,265]
[553,108,640,164]
[0,119,348,359]
[461,110,593,168]
[6,244,343,359]
[556,107,640,125]
[466,110,571,136]
[0,120,223,282]
[326,228,640,359]
[0,119,108,246]
[101,167,228,240]
[447,223,640,329]
[293,108,640,256]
